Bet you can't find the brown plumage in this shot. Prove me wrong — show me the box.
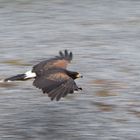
[4,50,82,101]
[32,50,82,101]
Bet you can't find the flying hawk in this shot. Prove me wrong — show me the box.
[4,50,82,101]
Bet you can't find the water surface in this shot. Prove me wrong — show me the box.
[0,0,140,139]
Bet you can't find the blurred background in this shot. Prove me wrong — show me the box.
[0,0,140,139]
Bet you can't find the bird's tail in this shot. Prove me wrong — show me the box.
[4,74,26,82]
[4,71,36,82]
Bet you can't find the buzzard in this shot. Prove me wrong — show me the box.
[4,50,82,101]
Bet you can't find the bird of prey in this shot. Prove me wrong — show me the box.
[4,50,82,101]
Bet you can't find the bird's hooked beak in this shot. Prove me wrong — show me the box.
[77,73,83,78]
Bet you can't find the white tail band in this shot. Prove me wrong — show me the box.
[25,70,36,79]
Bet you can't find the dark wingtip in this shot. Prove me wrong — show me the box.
[69,52,73,60]
[59,51,64,57]
[64,50,68,57]
[59,50,73,61]
[56,97,60,101]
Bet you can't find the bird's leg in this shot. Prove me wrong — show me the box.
[78,87,82,90]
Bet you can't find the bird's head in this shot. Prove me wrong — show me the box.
[76,73,83,79]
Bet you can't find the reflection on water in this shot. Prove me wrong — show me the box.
[0,0,140,139]
[1,59,31,66]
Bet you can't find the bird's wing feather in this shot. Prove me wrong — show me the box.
[48,79,76,101]
[32,50,73,75]
[33,71,78,101]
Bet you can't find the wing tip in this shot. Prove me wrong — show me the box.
[59,50,73,61]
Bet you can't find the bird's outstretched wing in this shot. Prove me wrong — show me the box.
[32,50,73,75]
[33,70,79,101]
